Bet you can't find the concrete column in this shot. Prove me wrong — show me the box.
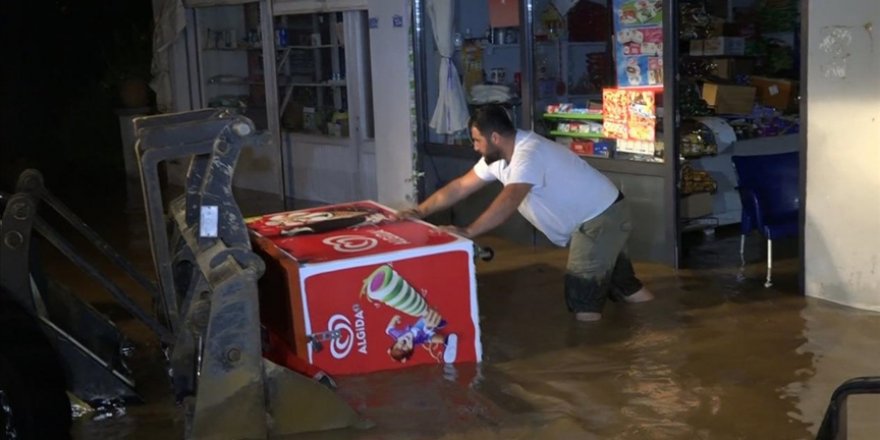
[367,0,419,209]
[805,0,880,311]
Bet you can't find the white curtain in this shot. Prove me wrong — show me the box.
[151,0,187,113]
[553,0,578,16]
[427,0,469,135]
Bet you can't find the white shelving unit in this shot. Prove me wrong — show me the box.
[195,3,269,130]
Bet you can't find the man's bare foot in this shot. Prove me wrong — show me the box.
[575,312,602,322]
[622,287,654,303]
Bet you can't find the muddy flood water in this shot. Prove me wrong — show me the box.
[37,187,878,440]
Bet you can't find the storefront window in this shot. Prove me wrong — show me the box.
[196,2,270,132]
[274,11,374,140]
[531,0,665,163]
[421,0,523,147]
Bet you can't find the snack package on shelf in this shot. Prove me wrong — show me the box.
[680,163,718,195]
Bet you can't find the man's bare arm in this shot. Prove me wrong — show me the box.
[403,169,489,219]
[453,183,532,238]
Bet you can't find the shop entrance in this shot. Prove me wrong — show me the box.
[413,0,806,280]
[674,0,804,288]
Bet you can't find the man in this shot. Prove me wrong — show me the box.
[403,105,653,321]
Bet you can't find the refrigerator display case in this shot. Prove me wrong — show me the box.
[247,201,482,375]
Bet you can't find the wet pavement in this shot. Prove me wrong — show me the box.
[30,185,879,440]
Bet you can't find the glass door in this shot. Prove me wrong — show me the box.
[195,2,270,132]
[273,11,373,142]
[270,6,375,202]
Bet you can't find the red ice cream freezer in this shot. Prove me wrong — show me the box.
[246,201,482,375]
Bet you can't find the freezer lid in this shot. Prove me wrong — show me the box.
[246,201,461,264]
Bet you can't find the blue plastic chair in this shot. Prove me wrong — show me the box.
[731,152,800,287]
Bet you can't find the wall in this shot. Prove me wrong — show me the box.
[286,136,377,203]
[234,135,284,195]
[805,0,880,311]
[367,0,419,209]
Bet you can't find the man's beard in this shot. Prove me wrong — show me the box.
[483,141,503,164]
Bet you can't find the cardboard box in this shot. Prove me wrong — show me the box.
[711,58,755,79]
[570,139,594,156]
[488,0,520,27]
[248,201,482,376]
[680,192,714,219]
[702,82,756,114]
[750,76,798,111]
[616,139,655,156]
[690,37,745,56]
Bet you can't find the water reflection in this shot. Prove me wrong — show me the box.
[782,299,880,439]
[52,188,879,440]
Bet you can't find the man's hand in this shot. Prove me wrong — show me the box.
[397,207,424,220]
[433,181,531,239]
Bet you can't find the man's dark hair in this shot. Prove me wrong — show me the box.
[468,104,516,138]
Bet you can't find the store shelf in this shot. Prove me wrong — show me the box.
[567,41,607,47]
[543,112,603,121]
[681,54,757,59]
[473,40,607,49]
[286,82,347,87]
[549,130,605,139]
[208,79,263,86]
[681,216,720,232]
[280,44,335,50]
[562,93,603,99]
[204,46,260,51]
[582,156,666,177]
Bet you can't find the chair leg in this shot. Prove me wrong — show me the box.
[740,234,746,266]
[764,239,773,288]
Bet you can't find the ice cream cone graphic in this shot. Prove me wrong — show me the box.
[362,264,427,317]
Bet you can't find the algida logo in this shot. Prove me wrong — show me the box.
[326,304,368,359]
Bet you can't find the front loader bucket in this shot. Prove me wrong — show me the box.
[134,109,366,438]
[264,360,370,436]
[1,175,149,403]
[39,279,139,402]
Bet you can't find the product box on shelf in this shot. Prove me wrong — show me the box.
[616,139,655,156]
[702,82,756,114]
[570,139,593,155]
[488,0,520,27]
[592,141,612,157]
[546,103,574,113]
[247,201,482,376]
[570,139,612,158]
[690,37,745,56]
[750,76,798,111]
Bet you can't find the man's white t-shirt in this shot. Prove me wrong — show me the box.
[473,130,619,247]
